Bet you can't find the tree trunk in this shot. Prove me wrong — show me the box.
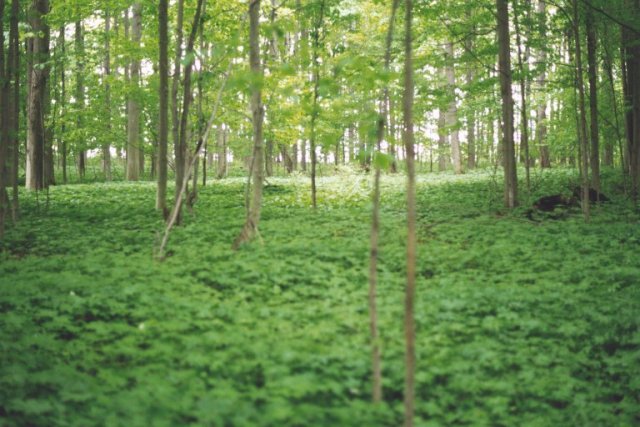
[26,0,50,190]
[309,1,325,209]
[369,0,400,403]
[157,0,169,213]
[573,0,591,220]
[103,10,113,181]
[233,0,265,249]
[535,0,550,168]
[514,0,531,193]
[265,140,274,176]
[172,0,185,194]
[176,0,204,207]
[126,4,142,181]
[216,126,227,179]
[623,1,640,199]
[402,1,417,425]
[496,0,518,208]
[58,27,67,184]
[8,0,19,218]
[0,0,6,236]
[465,11,476,170]
[586,9,600,192]
[445,41,461,174]
[75,19,86,180]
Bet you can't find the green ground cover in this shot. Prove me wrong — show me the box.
[1,170,639,426]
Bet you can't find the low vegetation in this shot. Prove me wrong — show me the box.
[1,170,638,426]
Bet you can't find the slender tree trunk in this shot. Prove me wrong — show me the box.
[602,24,623,169]
[445,41,461,174]
[26,0,50,190]
[496,0,518,208]
[309,1,325,209]
[514,0,531,194]
[0,0,6,236]
[157,0,169,213]
[233,0,264,249]
[586,9,600,192]
[265,140,274,176]
[126,4,142,181]
[535,0,550,168]
[438,94,447,171]
[465,11,476,170]
[369,0,400,403]
[216,126,227,178]
[58,27,67,184]
[623,1,640,199]
[8,0,19,218]
[103,10,113,180]
[573,0,591,220]
[172,0,186,194]
[75,19,86,180]
[402,1,417,425]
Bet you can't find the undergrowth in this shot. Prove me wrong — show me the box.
[1,169,639,426]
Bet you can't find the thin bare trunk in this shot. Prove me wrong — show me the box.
[369,0,400,403]
[157,0,169,214]
[233,0,265,249]
[103,10,113,181]
[573,0,591,220]
[514,0,531,194]
[497,0,518,208]
[402,0,417,425]
[126,4,142,181]
[445,41,461,174]
[586,10,600,192]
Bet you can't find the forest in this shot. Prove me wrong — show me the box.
[1,0,639,425]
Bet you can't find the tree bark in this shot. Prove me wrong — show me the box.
[573,0,591,220]
[586,9,600,192]
[535,0,550,168]
[8,0,19,218]
[172,0,185,193]
[26,0,50,190]
[216,126,227,179]
[496,0,518,208]
[514,0,531,193]
[233,0,265,249]
[157,0,169,213]
[369,0,400,403]
[309,1,325,209]
[126,4,142,181]
[75,19,86,179]
[445,41,461,174]
[0,0,6,235]
[402,1,417,426]
[103,10,113,181]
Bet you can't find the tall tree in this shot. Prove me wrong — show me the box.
[103,9,113,181]
[403,0,417,425]
[0,0,6,236]
[75,19,86,179]
[172,0,186,194]
[233,0,264,249]
[586,9,600,192]
[445,40,462,174]
[369,0,400,403]
[26,0,50,190]
[535,0,550,168]
[8,0,19,217]
[157,0,169,213]
[126,3,142,181]
[496,0,518,208]
[514,0,531,193]
[309,0,325,209]
[573,0,591,220]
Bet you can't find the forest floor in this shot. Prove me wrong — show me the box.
[1,169,639,426]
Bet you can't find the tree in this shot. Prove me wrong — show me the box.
[496,0,517,208]
[103,9,113,181]
[535,0,550,168]
[402,0,417,425]
[126,3,142,181]
[157,0,169,214]
[233,0,265,249]
[445,40,462,174]
[573,0,591,220]
[369,0,400,404]
[26,0,51,190]
[75,19,86,179]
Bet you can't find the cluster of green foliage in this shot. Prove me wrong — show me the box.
[1,171,639,425]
